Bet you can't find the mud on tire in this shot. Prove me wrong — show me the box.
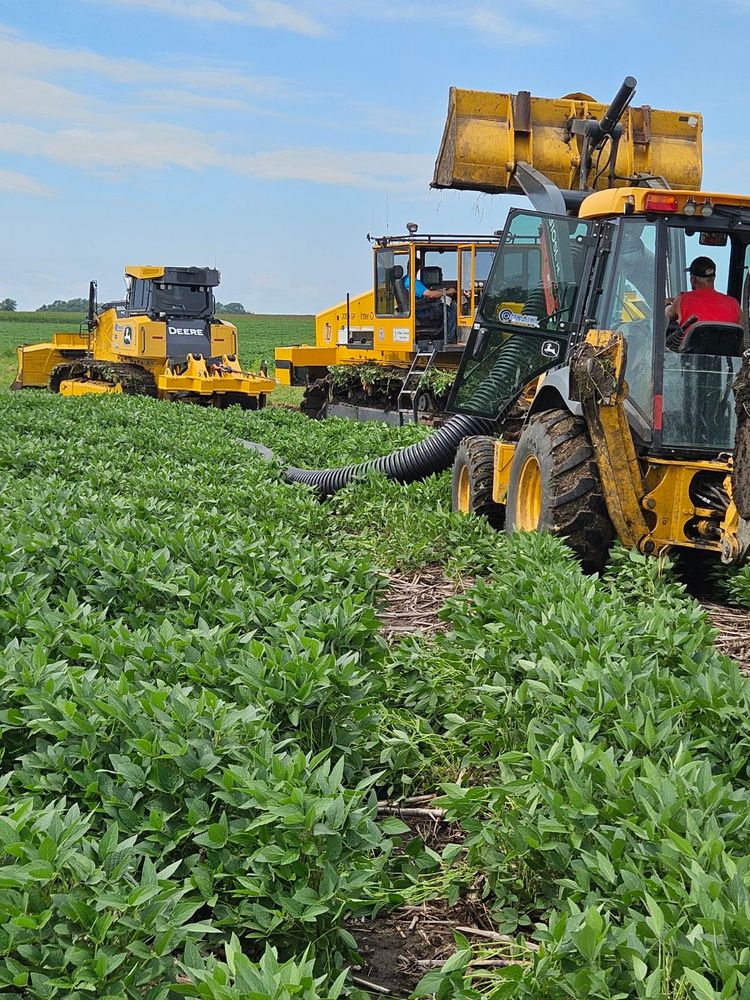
[451,435,505,528]
[505,409,614,571]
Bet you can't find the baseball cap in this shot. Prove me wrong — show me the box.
[686,256,716,278]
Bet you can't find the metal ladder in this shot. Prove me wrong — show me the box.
[397,347,437,416]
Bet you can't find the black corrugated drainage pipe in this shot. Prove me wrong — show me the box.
[241,337,537,497]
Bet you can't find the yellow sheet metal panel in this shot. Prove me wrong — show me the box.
[51,331,88,350]
[125,265,165,279]
[59,379,122,396]
[211,322,237,357]
[432,87,702,194]
[580,187,750,218]
[316,291,375,348]
[492,441,516,505]
[13,342,66,388]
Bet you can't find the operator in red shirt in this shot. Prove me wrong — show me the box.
[665,256,741,341]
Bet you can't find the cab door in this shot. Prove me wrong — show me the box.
[448,210,597,419]
[457,245,499,334]
[457,245,475,329]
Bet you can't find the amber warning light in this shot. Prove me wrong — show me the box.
[644,194,679,213]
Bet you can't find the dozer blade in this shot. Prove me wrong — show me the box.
[156,353,276,401]
[432,87,702,195]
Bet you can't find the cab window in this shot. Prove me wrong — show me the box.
[129,278,150,314]
[460,248,498,315]
[418,249,456,289]
[482,211,588,333]
[375,249,410,317]
[599,220,658,420]
[661,224,744,451]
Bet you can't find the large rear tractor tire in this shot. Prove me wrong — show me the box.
[451,436,505,528]
[505,409,614,571]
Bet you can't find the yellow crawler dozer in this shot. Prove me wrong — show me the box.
[13,266,275,408]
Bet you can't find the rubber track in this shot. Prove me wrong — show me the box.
[49,360,157,396]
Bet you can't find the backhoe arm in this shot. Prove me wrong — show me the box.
[569,330,651,550]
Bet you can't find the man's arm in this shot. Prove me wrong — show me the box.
[422,285,457,300]
[665,294,680,321]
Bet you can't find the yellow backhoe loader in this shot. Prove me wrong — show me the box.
[441,76,750,568]
[13,266,275,407]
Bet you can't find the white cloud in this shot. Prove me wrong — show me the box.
[87,0,328,36]
[134,88,253,111]
[0,21,434,192]
[0,119,431,191]
[0,25,283,96]
[0,71,100,124]
[231,148,433,190]
[285,0,623,40]
[0,121,220,172]
[0,169,50,197]
[464,9,545,44]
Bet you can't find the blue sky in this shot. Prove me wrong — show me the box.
[2,0,749,312]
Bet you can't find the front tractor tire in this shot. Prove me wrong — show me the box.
[451,436,505,528]
[505,409,614,571]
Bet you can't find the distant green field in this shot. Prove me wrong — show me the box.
[0,311,314,394]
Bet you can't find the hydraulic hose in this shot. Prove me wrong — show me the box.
[243,334,540,497]
[284,410,497,496]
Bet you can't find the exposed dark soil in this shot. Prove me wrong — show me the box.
[348,898,496,998]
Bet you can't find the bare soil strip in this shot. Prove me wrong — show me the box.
[703,602,750,674]
[378,565,468,642]
[349,899,498,998]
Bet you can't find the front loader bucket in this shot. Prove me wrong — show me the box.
[432,87,703,195]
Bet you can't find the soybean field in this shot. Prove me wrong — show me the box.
[2,386,750,1000]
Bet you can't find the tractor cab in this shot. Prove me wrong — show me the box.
[586,191,748,458]
[449,191,750,463]
[371,235,498,349]
[115,266,222,362]
[274,233,501,421]
[123,266,219,321]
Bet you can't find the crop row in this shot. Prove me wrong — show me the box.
[1,391,750,999]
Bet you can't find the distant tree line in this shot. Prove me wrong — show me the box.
[215,301,248,314]
[37,298,88,312]
[0,297,252,314]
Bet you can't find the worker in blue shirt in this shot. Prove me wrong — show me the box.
[403,270,458,343]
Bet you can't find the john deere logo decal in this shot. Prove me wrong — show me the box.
[123,327,133,346]
[541,339,560,359]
